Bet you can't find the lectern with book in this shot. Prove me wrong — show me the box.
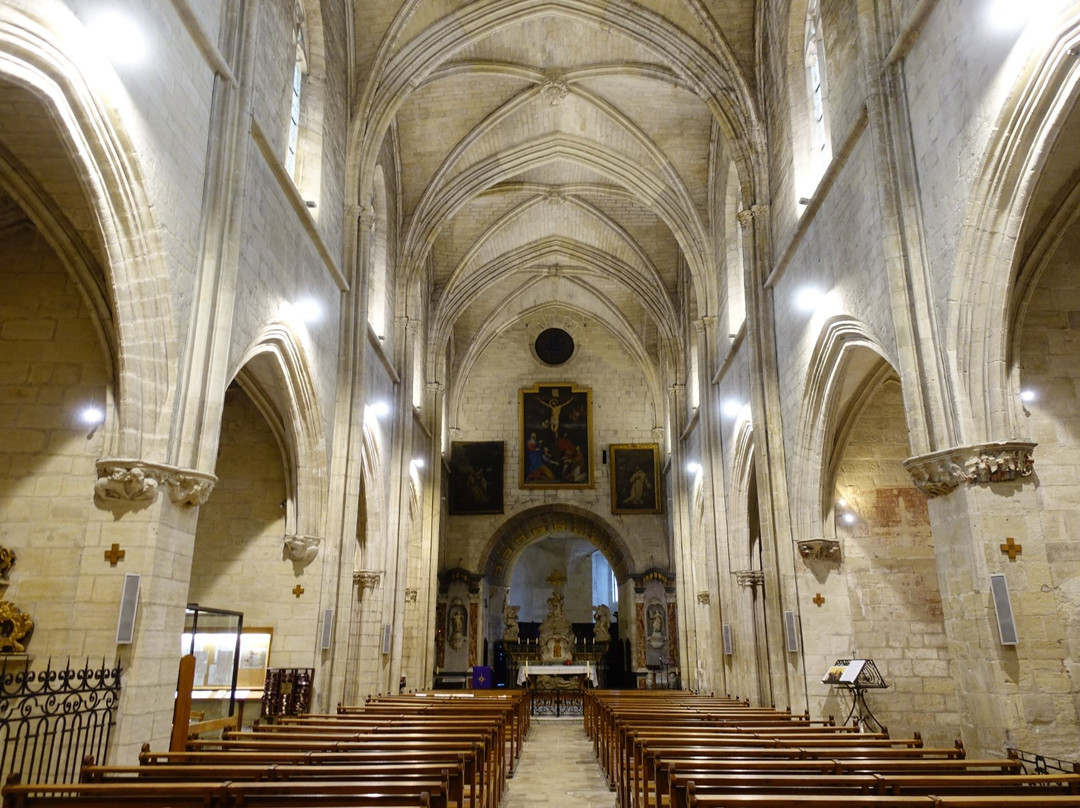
[822,658,887,733]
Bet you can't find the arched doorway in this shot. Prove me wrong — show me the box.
[455,505,638,688]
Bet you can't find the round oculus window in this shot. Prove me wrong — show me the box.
[534,328,575,365]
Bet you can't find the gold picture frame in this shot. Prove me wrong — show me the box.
[610,443,661,514]
[520,383,592,488]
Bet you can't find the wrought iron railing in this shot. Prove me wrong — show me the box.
[1008,747,1080,774]
[0,658,121,784]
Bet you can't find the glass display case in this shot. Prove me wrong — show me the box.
[182,604,272,719]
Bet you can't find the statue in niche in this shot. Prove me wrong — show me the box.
[448,601,467,650]
[593,603,611,642]
[503,603,520,642]
[647,601,666,649]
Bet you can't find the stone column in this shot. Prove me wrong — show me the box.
[738,203,806,712]
[93,461,215,762]
[903,441,1065,756]
[667,381,699,683]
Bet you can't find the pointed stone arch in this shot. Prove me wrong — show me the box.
[232,322,328,546]
[791,315,897,545]
[480,504,635,585]
[0,6,175,463]
[949,11,1080,444]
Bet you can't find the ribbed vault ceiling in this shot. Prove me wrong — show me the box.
[353,0,760,384]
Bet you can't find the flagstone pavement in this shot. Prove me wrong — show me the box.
[501,716,616,807]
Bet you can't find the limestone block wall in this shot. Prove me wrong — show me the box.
[188,384,323,672]
[902,0,1045,310]
[1014,219,1080,758]
[829,381,958,744]
[0,227,112,658]
[442,315,666,575]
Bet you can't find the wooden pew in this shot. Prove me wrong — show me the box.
[1,773,434,808]
[666,771,1080,808]
[82,761,464,808]
[684,792,1080,808]
[203,731,500,808]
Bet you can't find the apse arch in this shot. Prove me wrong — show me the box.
[479,504,635,586]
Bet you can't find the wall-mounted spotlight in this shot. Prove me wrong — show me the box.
[293,298,322,323]
[81,406,104,425]
[795,287,824,312]
[87,11,147,65]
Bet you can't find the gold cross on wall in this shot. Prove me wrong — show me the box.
[104,543,125,566]
[813,593,825,607]
[292,584,305,598]
[1000,537,1022,560]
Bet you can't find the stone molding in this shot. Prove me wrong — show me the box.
[353,570,382,590]
[283,534,322,565]
[797,539,842,562]
[734,569,764,588]
[903,441,1036,498]
[95,458,217,509]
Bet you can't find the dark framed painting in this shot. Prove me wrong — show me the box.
[519,383,592,488]
[610,443,661,514]
[449,441,504,514]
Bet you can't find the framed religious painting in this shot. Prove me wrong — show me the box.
[448,441,504,514]
[610,443,661,514]
[520,383,593,488]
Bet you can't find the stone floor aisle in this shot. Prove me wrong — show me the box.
[501,716,616,807]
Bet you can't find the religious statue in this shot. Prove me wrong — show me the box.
[593,603,611,642]
[538,570,574,663]
[647,601,666,649]
[503,603,520,642]
[448,602,467,650]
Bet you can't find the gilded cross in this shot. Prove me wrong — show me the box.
[104,543,125,566]
[812,593,825,607]
[546,570,566,594]
[1000,537,1022,561]
[292,584,305,598]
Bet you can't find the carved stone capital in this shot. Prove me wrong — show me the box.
[283,534,322,565]
[94,459,217,509]
[161,468,217,506]
[696,591,710,604]
[404,588,418,603]
[734,569,765,588]
[543,188,566,205]
[358,205,375,228]
[903,441,1036,498]
[797,539,842,562]
[427,381,444,396]
[353,570,383,590]
[652,427,665,444]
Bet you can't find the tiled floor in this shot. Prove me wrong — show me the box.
[502,716,616,807]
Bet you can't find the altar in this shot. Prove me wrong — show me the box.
[516,663,598,689]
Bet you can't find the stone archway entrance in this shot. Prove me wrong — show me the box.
[477,505,637,688]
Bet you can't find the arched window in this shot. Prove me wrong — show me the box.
[804,0,831,174]
[285,3,307,177]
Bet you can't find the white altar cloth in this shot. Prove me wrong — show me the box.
[517,663,598,687]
